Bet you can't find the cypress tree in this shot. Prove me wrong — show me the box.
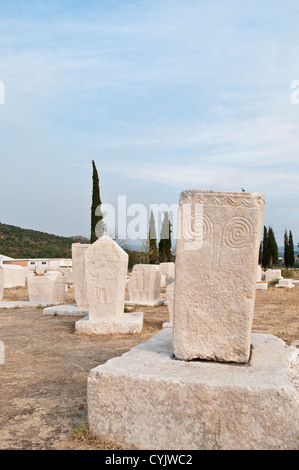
[267,227,278,268]
[284,229,290,268]
[149,211,159,264]
[262,226,270,269]
[289,230,295,267]
[90,160,104,243]
[158,211,172,262]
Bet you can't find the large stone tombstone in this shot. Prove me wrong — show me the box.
[127,264,163,306]
[173,190,265,363]
[0,266,4,300]
[75,236,143,335]
[86,236,128,321]
[72,243,90,308]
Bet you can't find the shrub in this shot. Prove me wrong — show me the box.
[281,269,294,279]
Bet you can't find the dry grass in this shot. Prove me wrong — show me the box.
[0,283,298,450]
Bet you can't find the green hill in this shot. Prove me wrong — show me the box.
[0,222,89,259]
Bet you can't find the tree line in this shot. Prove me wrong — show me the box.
[259,226,295,269]
[90,160,173,265]
[91,160,297,268]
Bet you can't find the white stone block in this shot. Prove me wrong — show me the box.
[160,274,167,288]
[275,279,294,288]
[3,265,26,288]
[159,262,175,279]
[264,269,280,282]
[87,329,299,450]
[256,282,268,290]
[127,264,163,306]
[72,243,91,308]
[28,276,66,303]
[173,190,265,363]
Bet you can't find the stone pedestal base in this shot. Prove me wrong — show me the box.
[162,320,172,328]
[75,312,143,335]
[87,329,299,450]
[43,304,88,316]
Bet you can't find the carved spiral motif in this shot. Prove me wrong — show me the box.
[223,216,254,248]
[181,204,203,242]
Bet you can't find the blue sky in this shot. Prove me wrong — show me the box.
[0,0,299,247]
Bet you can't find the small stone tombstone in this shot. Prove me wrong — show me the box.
[173,190,265,363]
[75,236,143,334]
[85,236,128,321]
[127,264,162,306]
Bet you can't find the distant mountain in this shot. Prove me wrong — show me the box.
[0,222,89,259]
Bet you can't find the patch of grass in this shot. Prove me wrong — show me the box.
[281,269,294,279]
[269,278,279,286]
[71,414,127,450]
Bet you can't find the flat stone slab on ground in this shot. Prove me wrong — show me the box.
[125,298,165,307]
[88,329,299,450]
[75,312,144,335]
[0,301,61,309]
[275,279,295,288]
[43,304,88,316]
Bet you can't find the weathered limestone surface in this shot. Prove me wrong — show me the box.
[173,190,265,363]
[88,329,299,450]
[3,265,26,288]
[72,243,90,308]
[28,276,66,303]
[0,266,4,300]
[127,264,163,306]
[75,236,143,335]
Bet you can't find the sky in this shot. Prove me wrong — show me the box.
[0,0,299,248]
